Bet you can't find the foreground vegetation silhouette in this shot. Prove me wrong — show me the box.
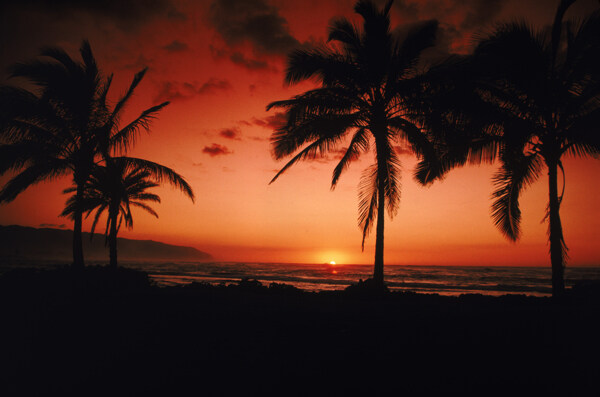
[1,265,599,395]
[62,158,194,267]
[0,41,190,267]
[419,0,600,297]
[268,0,441,287]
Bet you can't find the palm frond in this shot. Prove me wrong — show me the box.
[395,20,438,74]
[381,143,402,218]
[491,153,543,240]
[109,102,169,153]
[90,204,108,236]
[0,162,67,203]
[331,127,369,188]
[114,157,194,201]
[109,68,148,122]
[270,135,342,184]
[130,193,161,202]
[358,164,379,250]
[130,202,159,218]
[284,48,360,87]
[328,17,362,55]
[270,112,359,160]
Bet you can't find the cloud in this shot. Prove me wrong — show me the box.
[202,144,233,157]
[3,0,184,30]
[219,127,242,140]
[229,52,270,70]
[154,78,232,102]
[196,78,232,94]
[330,147,361,161]
[163,40,189,52]
[123,54,154,70]
[208,0,300,56]
[392,0,506,54]
[248,112,287,131]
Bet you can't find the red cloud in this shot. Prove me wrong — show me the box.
[250,112,287,130]
[155,78,232,102]
[219,127,242,140]
[331,147,361,161]
[202,143,233,157]
[229,52,269,70]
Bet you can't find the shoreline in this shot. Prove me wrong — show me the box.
[3,261,599,298]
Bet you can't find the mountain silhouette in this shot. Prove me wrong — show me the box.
[0,225,212,262]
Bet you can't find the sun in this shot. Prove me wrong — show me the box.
[329,261,336,265]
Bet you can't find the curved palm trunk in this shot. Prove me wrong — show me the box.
[108,206,119,268]
[72,183,85,268]
[547,159,566,298]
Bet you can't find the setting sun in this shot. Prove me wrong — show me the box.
[329,261,336,265]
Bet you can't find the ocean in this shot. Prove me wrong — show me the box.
[118,261,600,297]
[2,260,599,296]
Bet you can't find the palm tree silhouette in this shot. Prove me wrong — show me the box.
[419,0,600,297]
[0,41,168,267]
[267,0,440,287]
[62,158,194,267]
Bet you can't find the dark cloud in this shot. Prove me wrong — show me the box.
[2,0,183,30]
[0,0,184,78]
[163,40,189,52]
[249,112,287,131]
[209,44,228,59]
[229,52,270,70]
[196,78,232,94]
[154,78,232,102]
[460,0,504,30]
[392,0,506,54]
[208,0,300,56]
[123,54,154,70]
[219,127,242,140]
[210,45,275,72]
[202,143,233,157]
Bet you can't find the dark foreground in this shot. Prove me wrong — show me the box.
[1,267,599,396]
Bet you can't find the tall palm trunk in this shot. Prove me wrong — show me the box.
[547,158,566,298]
[108,207,118,268]
[373,128,387,286]
[373,178,385,285]
[72,183,85,268]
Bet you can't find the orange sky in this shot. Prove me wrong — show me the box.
[1,0,599,266]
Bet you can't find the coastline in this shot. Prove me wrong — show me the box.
[1,266,599,395]
[4,260,600,297]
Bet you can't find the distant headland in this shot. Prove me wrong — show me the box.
[0,225,212,262]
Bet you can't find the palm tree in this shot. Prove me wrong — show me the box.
[418,0,600,297]
[267,0,440,287]
[0,41,168,267]
[63,158,194,268]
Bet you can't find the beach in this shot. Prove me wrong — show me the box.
[1,266,599,396]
